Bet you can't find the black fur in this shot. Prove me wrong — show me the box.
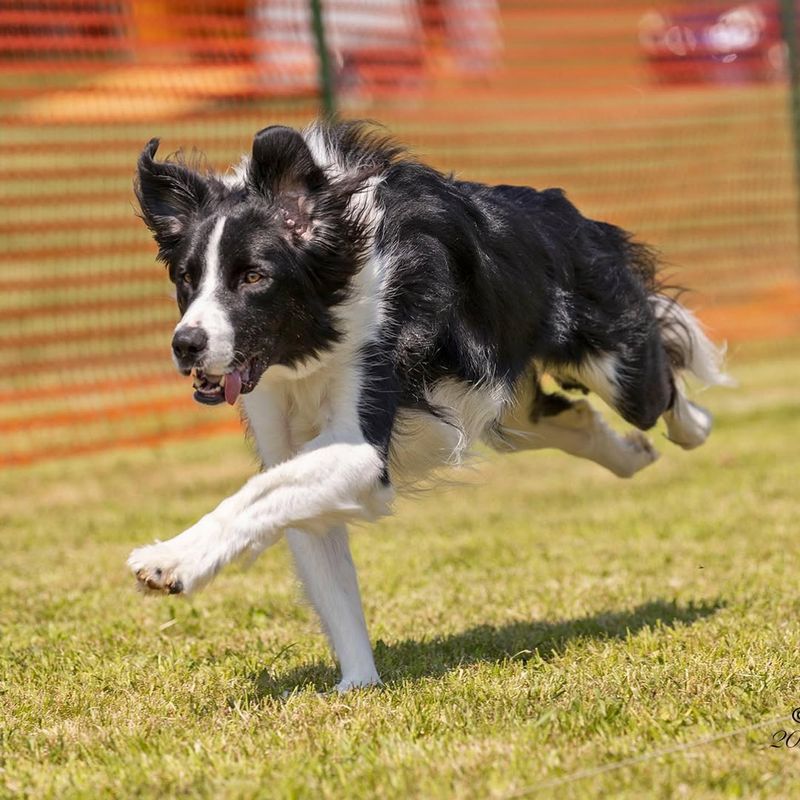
[136,128,372,374]
[368,147,673,434]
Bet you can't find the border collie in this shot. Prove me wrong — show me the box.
[129,120,730,690]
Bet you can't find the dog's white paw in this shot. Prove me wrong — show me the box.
[608,430,660,478]
[665,400,712,450]
[128,542,191,595]
[334,673,383,693]
[624,429,659,459]
[127,517,223,596]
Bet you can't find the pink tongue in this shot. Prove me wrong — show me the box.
[224,370,242,405]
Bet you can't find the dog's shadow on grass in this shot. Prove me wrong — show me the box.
[253,597,724,698]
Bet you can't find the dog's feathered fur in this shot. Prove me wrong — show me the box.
[129,120,730,690]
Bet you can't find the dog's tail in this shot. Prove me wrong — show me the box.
[649,295,734,388]
[614,229,731,389]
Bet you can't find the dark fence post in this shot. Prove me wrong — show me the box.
[780,0,800,256]
[309,0,336,117]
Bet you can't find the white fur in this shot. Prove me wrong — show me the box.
[498,381,659,478]
[650,295,734,388]
[129,389,392,688]
[389,378,508,485]
[334,177,386,342]
[173,216,235,374]
[304,124,389,346]
[649,296,732,449]
[548,353,620,407]
[128,384,394,693]
[287,526,380,690]
[663,393,714,450]
[222,156,249,190]
[303,124,339,178]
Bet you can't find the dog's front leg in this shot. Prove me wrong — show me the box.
[128,360,400,689]
[128,437,392,595]
[287,526,380,690]
[127,509,241,595]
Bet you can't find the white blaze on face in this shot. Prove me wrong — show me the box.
[173,215,235,373]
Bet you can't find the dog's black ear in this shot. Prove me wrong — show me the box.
[248,126,327,243]
[135,139,210,261]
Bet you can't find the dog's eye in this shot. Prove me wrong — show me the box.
[243,271,265,285]
[180,272,193,287]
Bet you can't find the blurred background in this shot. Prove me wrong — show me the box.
[2,0,799,468]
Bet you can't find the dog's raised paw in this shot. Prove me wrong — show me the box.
[128,546,185,595]
[136,567,184,595]
[607,430,660,478]
[624,430,659,458]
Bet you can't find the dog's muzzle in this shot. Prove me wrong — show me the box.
[190,358,265,406]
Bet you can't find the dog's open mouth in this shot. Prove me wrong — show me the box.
[191,359,264,406]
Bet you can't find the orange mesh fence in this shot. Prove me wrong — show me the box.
[2,0,799,467]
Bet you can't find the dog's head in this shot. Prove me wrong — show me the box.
[135,125,363,405]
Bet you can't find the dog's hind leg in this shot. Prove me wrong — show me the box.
[549,298,731,451]
[286,525,381,691]
[496,378,659,478]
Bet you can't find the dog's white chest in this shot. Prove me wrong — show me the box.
[285,376,332,449]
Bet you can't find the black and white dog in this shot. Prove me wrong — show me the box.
[129,120,730,690]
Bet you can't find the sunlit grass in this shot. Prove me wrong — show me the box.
[1,351,799,797]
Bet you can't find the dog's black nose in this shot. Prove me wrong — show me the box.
[172,327,208,363]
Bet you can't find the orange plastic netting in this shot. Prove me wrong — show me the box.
[2,0,799,466]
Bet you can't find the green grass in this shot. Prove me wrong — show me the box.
[1,349,800,798]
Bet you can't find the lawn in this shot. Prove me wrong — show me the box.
[1,342,799,798]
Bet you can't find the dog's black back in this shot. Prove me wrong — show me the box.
[370,152,671,432]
